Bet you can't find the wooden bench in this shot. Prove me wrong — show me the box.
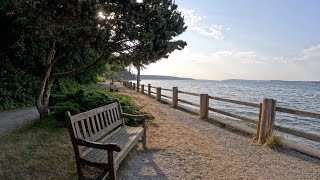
[109,85,119,92]
[65,100,147,180]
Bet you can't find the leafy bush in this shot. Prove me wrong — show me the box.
[96,76,107,83]
[0,57,39,110]
[50,89,152,126]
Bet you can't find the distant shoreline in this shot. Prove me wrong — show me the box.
[136,76,320,83]
[140,75,194,80]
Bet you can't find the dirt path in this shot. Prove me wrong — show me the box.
[0,107,39,134]
[119,88,320,180]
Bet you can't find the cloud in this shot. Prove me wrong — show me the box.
[163,48,257,64]
[141,43,320,80]
[300,43,320,62]
[259,43,320,65]
[193,25,225,40]
[178,8,202,28]
[208,50,257,61]
[179,8,229,40]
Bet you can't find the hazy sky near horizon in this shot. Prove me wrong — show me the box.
[141,0,320,81]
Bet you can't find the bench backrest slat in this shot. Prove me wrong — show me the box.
[68,101,124,142]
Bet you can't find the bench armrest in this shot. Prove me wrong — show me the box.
[75,138,121,152]
[121,113,148,120]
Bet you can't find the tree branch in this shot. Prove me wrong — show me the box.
[52,53,108,79]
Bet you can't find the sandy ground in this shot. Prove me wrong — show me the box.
[118,87,320,180]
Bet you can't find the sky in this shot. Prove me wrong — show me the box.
[141,0,320,81]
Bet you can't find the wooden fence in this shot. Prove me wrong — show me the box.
[122,81,320,145]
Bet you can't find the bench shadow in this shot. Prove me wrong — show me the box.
[120,148,169,180]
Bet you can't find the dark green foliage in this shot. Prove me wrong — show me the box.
[0,54,40,110]
[0,0,187,118]
[50,89,152,126]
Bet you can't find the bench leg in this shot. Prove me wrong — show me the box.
[107,150,116,180]
[77,166,84,180]
[142,134,147,150]
[143,119,147,150]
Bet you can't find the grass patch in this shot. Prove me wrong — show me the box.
[265,135,282,149]
[0,90,152,179]
[0,115,77,179]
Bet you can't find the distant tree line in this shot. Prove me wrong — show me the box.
[0,0,187,118]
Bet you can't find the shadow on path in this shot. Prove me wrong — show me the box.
[120,149,169,180]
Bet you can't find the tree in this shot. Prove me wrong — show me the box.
[105,63,125,84]
[1,0,186,118]
[129,0,187,89]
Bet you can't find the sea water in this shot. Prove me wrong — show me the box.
[138,79,320,147]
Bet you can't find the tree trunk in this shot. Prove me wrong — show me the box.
[36,40,56,119]
[136,65,140,92]
[111,75,114,84]
[36,68,54,119]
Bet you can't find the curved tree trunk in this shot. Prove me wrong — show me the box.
[36,68,54,119]
[36,40,55,119]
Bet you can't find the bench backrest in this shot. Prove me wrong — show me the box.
[66,100,123,142]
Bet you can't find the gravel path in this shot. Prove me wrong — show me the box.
[119,88,320,180]
[0,107,39,134]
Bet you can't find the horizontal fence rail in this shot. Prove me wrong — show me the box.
[276,107,320,120]
[161,94,173,99]
[178,99,200,107]
[123,80,320,147]
[208,107,258,125]
[161,88,173,92]
[178,90,200,96]
[210,96,260,108]
[274,125,320,143]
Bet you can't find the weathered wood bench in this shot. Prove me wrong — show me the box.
[65,100,147,180]
[109,85,119,92]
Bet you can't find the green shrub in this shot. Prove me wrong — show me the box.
[0,59,39,110]
[50,89,152,126]
[96,76,107,83]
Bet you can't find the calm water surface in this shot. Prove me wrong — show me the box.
[138,79,320,147]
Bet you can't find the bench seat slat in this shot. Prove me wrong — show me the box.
[81,126,141,160]
[84,127,131,162]
[81,126,143,166]
[93,127,140,163]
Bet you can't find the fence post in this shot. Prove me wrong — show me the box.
[156,87,161,102]
[133,83,136,90]
[200,94,209,120]
[257,98,277,144]
[141,85,145,94]
[148,84,151,97]
[172,87,178,108]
